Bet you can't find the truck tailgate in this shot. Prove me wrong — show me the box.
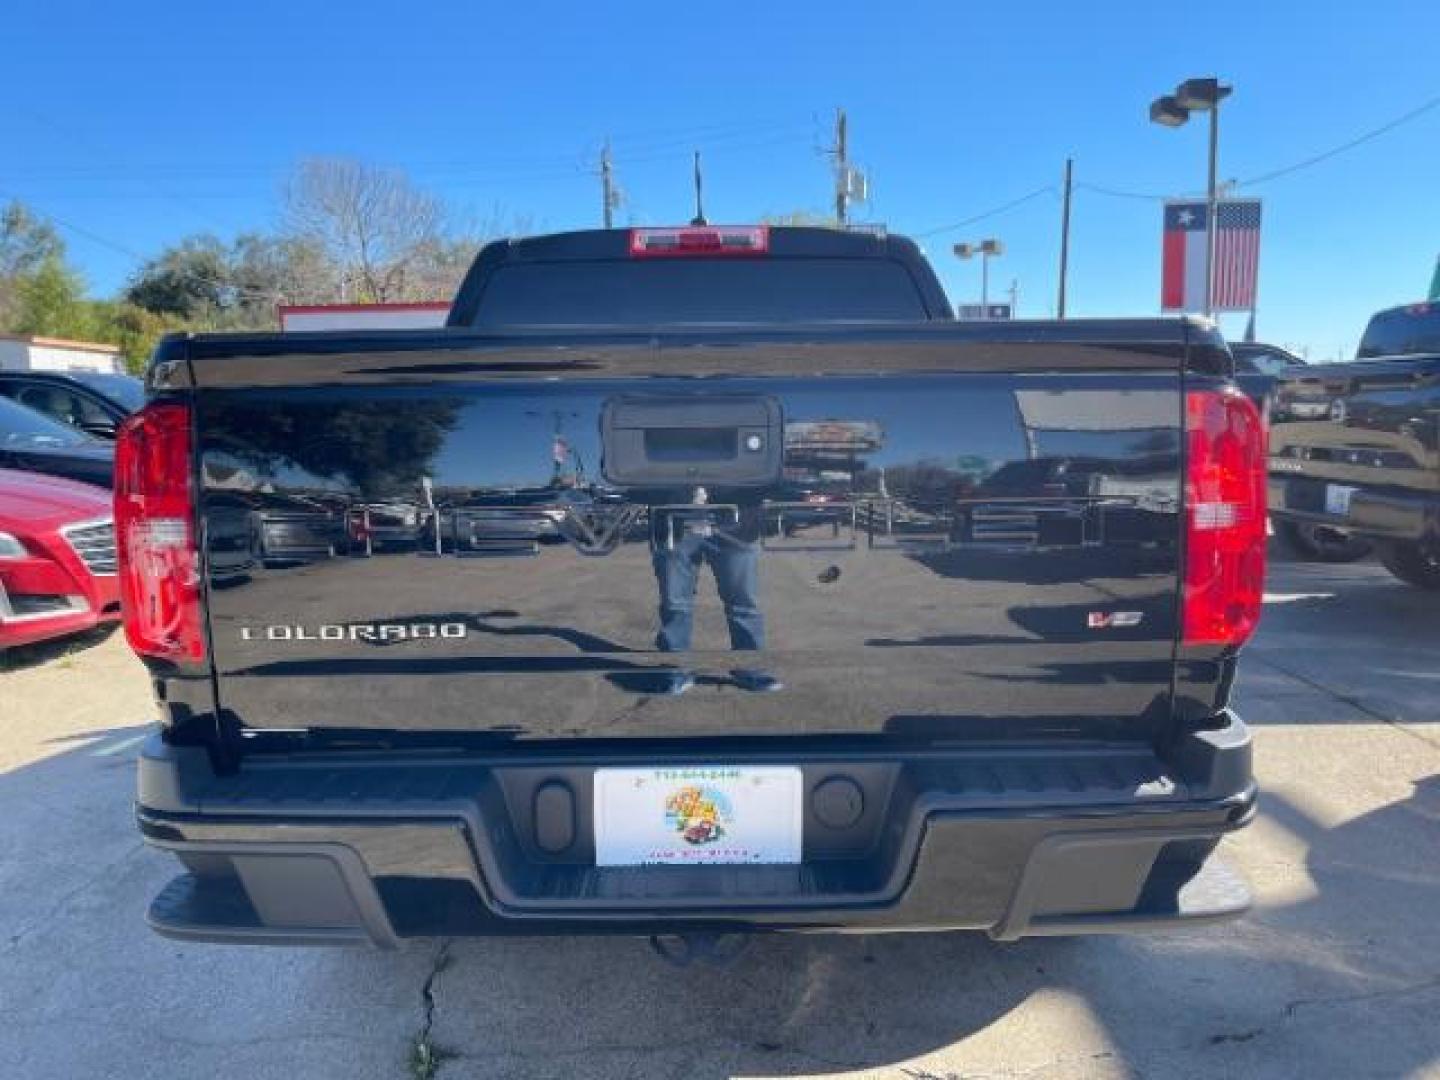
[1270,356,1440,534]
[192,332,1187,743]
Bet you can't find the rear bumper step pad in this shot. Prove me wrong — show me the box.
[142,825,1252,947]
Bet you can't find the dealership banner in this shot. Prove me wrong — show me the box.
[1161,199,1261,312]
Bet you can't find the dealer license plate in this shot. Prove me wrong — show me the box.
[593,766,803,867]
[1325,484,1357,516]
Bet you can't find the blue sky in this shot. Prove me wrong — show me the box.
[4,0,1438,359]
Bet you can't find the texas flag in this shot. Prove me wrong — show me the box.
[1161,199,1261,312]
[1161,201,1211,311]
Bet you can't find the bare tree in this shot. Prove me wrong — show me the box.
[283,158,446,302]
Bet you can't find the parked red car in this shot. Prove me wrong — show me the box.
[0,468,119,651]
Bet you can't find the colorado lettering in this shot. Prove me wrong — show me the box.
[239,622,467,642]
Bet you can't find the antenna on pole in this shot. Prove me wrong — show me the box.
[600,138,617,228]
[690,151,707,226]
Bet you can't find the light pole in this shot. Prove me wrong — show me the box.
[954,238,1004,317]
[1150,77,1232,317]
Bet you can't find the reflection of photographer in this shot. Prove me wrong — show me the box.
[601,393,785,696]
[650,487,777,694]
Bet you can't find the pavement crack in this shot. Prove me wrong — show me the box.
[1282,973,1440,1019]
[1247,650,1440,750]
[3,840,146,953]
[407,940,452,1080]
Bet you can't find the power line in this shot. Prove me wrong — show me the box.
[1074,180,1175,202]
[21,109,234,234]
[0,120,816,185]
[604,130,812,169]
[0,191,285,303]
[1079,91,1440,202]
[0,199,148,263]
[913,185,1057,239]
[1239,93,1440,186]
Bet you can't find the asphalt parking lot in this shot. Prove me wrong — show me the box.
[1,551,1437,1080]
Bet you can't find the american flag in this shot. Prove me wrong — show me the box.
[1212,200,1262,310]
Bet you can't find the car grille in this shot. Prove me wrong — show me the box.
[63,519,118,576]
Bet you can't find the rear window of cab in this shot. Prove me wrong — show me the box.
[1357,302,1440,359]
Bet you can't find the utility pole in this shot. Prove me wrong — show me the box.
[1057,157,1073,318]
[690,151,706,226]
[600,139,616,229]
[1009,279,1019,318]
[834,108,849,226]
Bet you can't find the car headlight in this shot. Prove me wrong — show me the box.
[0,531,28,558]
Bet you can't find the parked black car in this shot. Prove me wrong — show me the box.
[0,370,143,440]
[1229,341,1303,411]
[1232,341,1304,375]
[1269,300,1440,587]
[0,396,113,488]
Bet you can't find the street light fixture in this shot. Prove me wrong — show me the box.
[954,238,1005,317]
[1149,95,1188,128]
[1149,76,1233,316]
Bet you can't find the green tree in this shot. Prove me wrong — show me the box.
[89,301,191,374]
[125,231,338,331]
[10,256,93,339]
[0,201,66,325]
[123,234,231,320]
[0,202,63,277]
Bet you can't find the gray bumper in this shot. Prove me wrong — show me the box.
[1270,474,1439,542]
[137,720,1255,947]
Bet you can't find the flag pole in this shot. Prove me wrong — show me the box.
[1204,104,1219,317]
[1248,199,1263,342]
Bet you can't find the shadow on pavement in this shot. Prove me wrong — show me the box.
[2,562,1438,1078]
[416,776,1440,1078]
[1,734,1418,1079]
[0,621,119,673]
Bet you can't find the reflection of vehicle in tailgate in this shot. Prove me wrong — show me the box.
[1269,301,1440,588]
[122,226,1265,948]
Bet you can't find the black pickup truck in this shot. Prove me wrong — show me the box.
[1270,300,1440,588]
[119,226,1263,947]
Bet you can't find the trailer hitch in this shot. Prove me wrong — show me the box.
[647,932,751,968]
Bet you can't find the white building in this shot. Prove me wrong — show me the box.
[0,333,125,374]
[278,302,451,332]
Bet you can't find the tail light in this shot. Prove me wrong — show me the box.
[629,226,768,257]
[114,401,206,664]
[1183,387,1267,647]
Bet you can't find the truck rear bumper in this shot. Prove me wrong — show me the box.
[136,718,1256,947]
[1270,474,1439,542]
